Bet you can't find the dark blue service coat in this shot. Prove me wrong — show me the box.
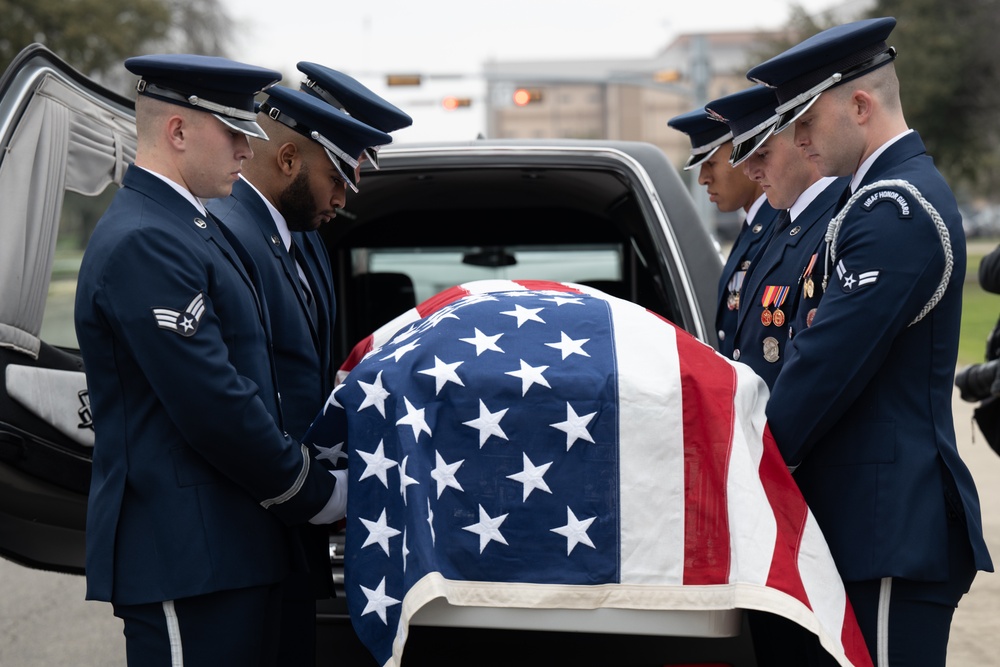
[75,166,337,606]
[208,179,337,439]
[730,178,847,388]
[716,200,779,357]
[766,132,993,582]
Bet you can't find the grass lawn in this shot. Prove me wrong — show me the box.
[960,240,1000,366]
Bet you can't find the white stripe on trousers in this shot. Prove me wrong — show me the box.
[162,600,184,667]
[877,577,892,667]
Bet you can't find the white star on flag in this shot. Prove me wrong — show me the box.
[540,295,584,306]
[430,450,464,498]
[418,356,465,394]
[402,530,410,573]
[551,506,597,555]
[360,509,402,556]
[505,359,551,396]
[545,331,591,360]
[459,328,504,356]
[398,455,419,504]
[360,577,400,624]
[322,384,344,414]
[426,498,436,545]
[357,370,389,417]
[551,402,597,450]
[500,304,545,327]
[381,339,420,362]
[506,452,553,501]
[358,440,398,488]
[396,397,432,441]
[462,504,510,554]
[462,399,509,448]
[314,441,347,465]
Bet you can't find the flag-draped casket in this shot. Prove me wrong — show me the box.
[304,279,871,667]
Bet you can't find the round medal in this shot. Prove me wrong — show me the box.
[761,309,772,326]
[772,308,785,328]
[763,337,780,363]
[806,308,817,327]
[804,277,814,299]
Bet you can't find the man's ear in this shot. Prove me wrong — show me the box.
[277,142,300,176]
[853,89,875,125]
[165,115,186,149]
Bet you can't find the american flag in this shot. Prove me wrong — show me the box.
[304,279,871,667]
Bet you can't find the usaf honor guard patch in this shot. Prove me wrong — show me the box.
[153,292,206,336]
[835,259,879,293]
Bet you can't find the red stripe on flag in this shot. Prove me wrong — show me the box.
[513,279,581,293]
[756,423,811,604]
[675,330,734,585]
[841,597,872,667]
[415,285,471,317]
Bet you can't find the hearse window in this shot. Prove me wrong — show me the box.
[364,244,623,303]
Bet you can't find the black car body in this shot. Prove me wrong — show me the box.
[0,46,757,666]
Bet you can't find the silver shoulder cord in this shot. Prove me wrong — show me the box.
[821,179,953,326]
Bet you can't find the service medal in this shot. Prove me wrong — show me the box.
[763,337,780,363]
[772,308,785,328]
[801,253,818,299]
[806,308,817,327]
[761,309,772,326]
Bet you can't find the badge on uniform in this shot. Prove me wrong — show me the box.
[763,336,780,363]
[760,285,789,327]
[153,292,206,337]
[835,259,879,293]
[861,188,912,218]
[801,253,818,299]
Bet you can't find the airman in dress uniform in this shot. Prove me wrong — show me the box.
[748,18,993,665]
[705,85,846,388]
[668,106,779,357]
[207,82,393,665]
[74,54,348,667]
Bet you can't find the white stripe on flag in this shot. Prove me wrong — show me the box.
[610,298,685,585]
[799,511,849,654]
[726,362,777,585]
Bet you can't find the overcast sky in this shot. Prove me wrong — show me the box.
[222,0,848,141]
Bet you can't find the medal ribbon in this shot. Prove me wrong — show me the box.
[761,285,779,309]
[773,285,790,309]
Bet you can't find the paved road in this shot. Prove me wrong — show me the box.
[0,389,997,666]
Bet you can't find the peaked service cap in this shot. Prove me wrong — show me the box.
[746,17,897,133]
[125,53,281,140]
[259,85,392,193]
[705,85,780,167]
[666,108,733,171]
[297,61,412,168]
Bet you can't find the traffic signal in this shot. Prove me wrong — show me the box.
[442,96,472,110]
[512,88,543,106]
[653,69,682,83]
[386,74,422,86]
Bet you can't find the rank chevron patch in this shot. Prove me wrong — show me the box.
[835,259,879,293]
[153,292,206,336]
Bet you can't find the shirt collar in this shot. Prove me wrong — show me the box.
[850,129,913,192]
[745,193,769,224]
[789,176,839,220]
[240,175,292,251]
[137,166,208,216]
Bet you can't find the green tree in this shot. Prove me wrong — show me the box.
[868,0,1000,194]
[753,2,1000,196]
[0,0,236,85]
[0,0,172,76]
